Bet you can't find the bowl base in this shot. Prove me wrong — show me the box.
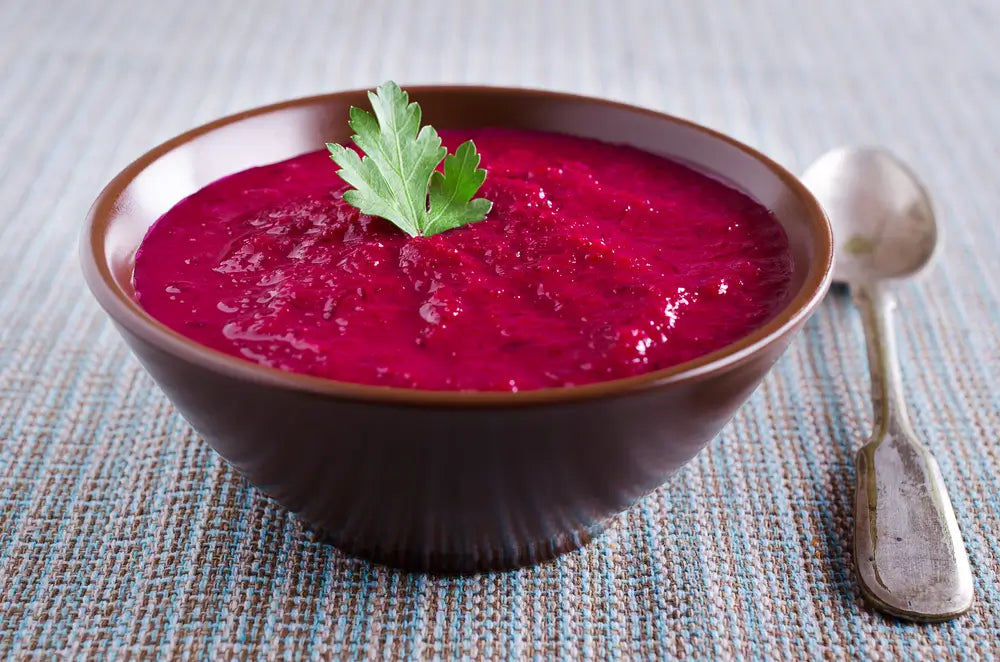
[309,521,608,574]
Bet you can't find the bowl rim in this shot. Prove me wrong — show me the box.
[81,84,833,408]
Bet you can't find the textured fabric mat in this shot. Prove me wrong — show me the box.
[2,0,999,658]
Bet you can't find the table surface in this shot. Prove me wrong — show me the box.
[2,0,999,658]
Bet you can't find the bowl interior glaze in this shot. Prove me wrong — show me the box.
[87,86,830,406]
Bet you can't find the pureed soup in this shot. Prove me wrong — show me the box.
[133,129,793,391]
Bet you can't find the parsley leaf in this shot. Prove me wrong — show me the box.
[425,140,493,236]
[326,81,493,237]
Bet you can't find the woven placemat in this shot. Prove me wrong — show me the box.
[2,0,999,658]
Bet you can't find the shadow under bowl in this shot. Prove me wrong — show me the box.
[81,86,833,572]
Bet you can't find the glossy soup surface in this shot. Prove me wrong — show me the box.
[134,129,793,391]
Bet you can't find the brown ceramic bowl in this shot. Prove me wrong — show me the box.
[81,86,832,572]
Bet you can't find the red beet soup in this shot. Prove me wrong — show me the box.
[133,129,793,391]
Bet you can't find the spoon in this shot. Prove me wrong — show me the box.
[802,147,973,621]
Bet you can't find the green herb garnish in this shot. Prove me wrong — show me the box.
[327,81,492,237]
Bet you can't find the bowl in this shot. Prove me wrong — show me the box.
[81,86,833,572]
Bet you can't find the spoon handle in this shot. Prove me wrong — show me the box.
[852,282,973,621]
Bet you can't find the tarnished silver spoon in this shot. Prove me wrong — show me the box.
[802,147,973,621]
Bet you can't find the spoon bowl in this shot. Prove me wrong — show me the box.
[802,146,937,284]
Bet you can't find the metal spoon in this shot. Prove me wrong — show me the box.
[802,147,973,621]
